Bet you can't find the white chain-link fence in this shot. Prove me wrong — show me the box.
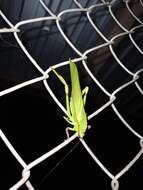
[0,0,143,189]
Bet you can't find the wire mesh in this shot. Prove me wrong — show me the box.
[0,0,143,189]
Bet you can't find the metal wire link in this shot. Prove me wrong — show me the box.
[0,0,142,189]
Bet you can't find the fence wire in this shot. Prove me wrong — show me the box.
[0,0,143,189]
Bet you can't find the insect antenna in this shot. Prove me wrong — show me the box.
[37,140,80,188]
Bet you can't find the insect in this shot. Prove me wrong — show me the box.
[52,59,89,138]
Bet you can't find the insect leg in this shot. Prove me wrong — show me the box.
[63,116,73,125]
[82,86,89,106]
[65,127,76,138]
[52,69,71,117]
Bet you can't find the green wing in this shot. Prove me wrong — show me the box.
[70,60,83,117]
[69,60,87,137]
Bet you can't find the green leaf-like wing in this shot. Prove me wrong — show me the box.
[70,60,83,117]
[69,60,87,137]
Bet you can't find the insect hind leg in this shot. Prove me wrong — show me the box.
[65,127,75,138]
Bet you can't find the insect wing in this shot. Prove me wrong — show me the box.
[69,61,83,118]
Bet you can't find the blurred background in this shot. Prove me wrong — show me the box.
[0,0,143,189]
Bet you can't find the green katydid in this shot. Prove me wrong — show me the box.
[52,59,89,138]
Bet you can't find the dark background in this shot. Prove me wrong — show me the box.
[0,0,143,189]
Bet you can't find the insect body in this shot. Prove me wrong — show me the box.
[52,60,89,138]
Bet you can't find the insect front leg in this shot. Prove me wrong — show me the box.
[82,86,89,106]
[52,68,73,138]
[52,69,71,116]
